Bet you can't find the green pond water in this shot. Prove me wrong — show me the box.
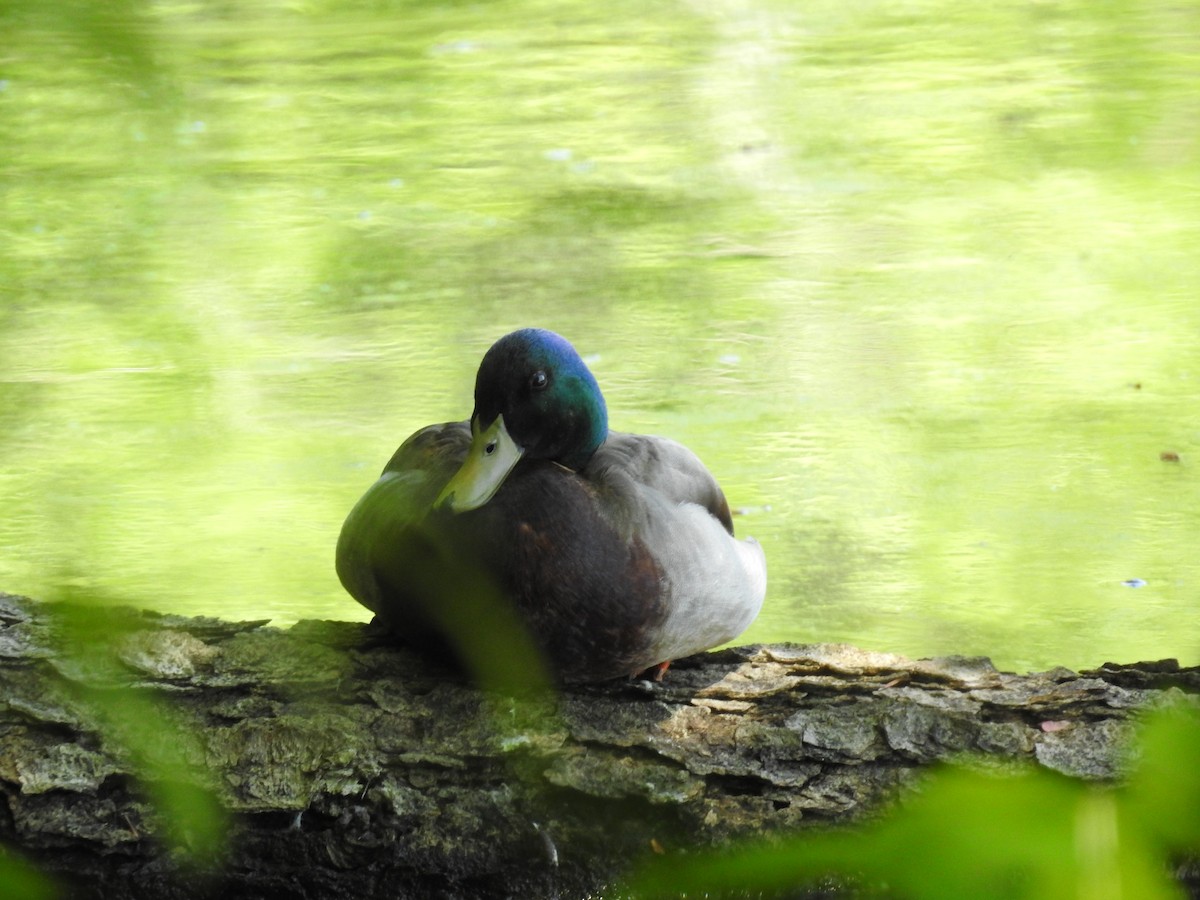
[2,0,1198,673]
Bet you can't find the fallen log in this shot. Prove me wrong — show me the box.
[0,591,1197,899]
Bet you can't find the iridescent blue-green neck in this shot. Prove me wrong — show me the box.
[472,328,608,471]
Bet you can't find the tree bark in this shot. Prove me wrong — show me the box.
[1,591,1197,899]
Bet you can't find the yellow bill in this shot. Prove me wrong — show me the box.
[435,414,524,512]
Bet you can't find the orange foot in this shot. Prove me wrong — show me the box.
[633,660,672,682]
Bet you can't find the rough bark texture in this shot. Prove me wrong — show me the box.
[1,592,1198,899]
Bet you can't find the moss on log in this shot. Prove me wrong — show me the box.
[0,592,1197,898]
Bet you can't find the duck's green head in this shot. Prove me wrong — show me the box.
[436,328,608,512]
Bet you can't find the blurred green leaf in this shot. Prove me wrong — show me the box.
[83,687,229,863]
[365,517,557,699]
[632,759,1187,900]
[47,596,229,864]
[0,849,57,900]
[1123,705,1200,852]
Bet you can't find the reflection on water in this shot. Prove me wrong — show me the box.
[2,0,1197,672]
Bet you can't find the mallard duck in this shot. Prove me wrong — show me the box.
[335,328,766,683]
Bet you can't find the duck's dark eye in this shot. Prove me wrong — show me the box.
[529,370,549,392]
[485,440,497,455]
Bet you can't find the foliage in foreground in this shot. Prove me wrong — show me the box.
[631,705,1200,900]
[0,852,55,900]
